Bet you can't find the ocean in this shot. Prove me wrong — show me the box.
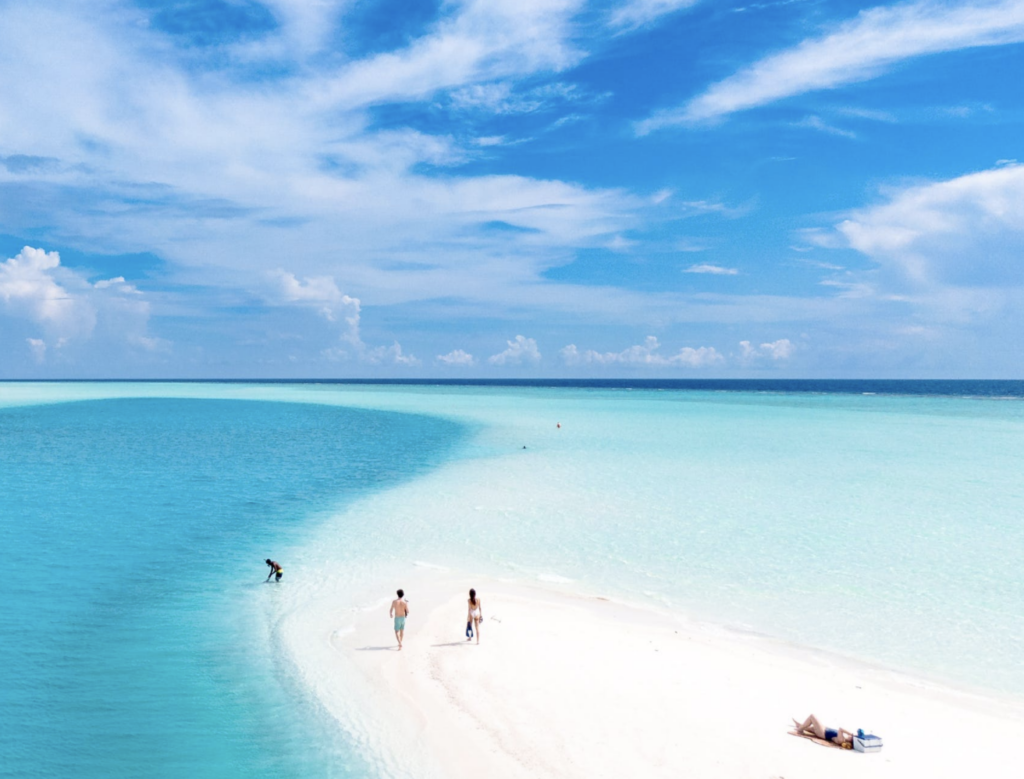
[2,380,1023,777]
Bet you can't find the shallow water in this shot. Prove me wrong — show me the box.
[3,382,1023,776]
[0,395,465,778]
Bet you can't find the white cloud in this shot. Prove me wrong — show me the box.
[837,106,898,122]
[320,345,352,362]
[317,0,586,109]
[609,0,701,31]
[640,0,1024,129]
[323,340,420,366]
[364,342,421,366]
[795,115,858,139]
[450,82,516,111]
[271,270,422,364]
[0,2,647,336]
[0,1,892,377]
[92,276,139,292]
[488,335,541,365]
[437,349,476,365]
[561,336,724,367]
[448,80,582,115]
[828,163,1024,286]
[684,263,738,275]
[273,270,343,304]
[330,128,466,171]
[739,338,794,360]
[259,0,348,55]
[0,246,161,361]
[549,112,586,130]
[0,247,78,326]
[679,199,749,217]
[270,269,363,340]
[819,278,876,298]
[26,337,46,362]
[473,135,507,147]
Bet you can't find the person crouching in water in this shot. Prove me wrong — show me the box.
[265,559,283,583]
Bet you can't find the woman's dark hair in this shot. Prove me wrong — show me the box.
[397,589,404,598]
[469,588,477,605]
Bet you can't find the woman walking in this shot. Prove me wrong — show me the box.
[466,588,483,644]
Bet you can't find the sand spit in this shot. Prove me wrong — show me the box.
[282,568,1024,779]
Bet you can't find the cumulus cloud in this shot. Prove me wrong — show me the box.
[273,269,343,304]
[0,246,158,360]
[739,338,794,360]
[488,335,541,365]
[640,0,1024,129]
[0,2,638,314]
[364,342,421,366]
[826,163,1024,286]
[437,349,475,366]
[0,247,81,328]
[0,1,887,376]
[270,270,360,335]
[684,263,738,275]
[561,336,724,367]
[271,269,420,364]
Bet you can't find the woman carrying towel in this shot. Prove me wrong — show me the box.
[466,588,483,644]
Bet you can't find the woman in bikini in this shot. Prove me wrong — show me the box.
[792,714,855,748]
[466,588,482,644]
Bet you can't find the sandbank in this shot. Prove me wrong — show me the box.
[281,568,1024,779]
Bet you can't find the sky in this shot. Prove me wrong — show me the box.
[1,0,1023,379]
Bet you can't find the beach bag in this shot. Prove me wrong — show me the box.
[852,729,883,753]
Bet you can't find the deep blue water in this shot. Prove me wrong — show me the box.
[0,398,464,778]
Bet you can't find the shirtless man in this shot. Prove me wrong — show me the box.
[389,589,409,650]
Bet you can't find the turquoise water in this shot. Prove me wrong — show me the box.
[0,397,465,778]
[3,383,1024,776]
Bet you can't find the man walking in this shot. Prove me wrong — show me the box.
[390,589,409,650]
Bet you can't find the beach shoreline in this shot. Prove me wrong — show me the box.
[280,565,1024,779]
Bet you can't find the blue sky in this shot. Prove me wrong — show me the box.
[1,0,1023,378]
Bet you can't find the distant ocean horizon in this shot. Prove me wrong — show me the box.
[10,378,1024,397]
[3,380,1022,777]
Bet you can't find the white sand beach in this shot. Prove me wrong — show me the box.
[281,567,1024,779]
